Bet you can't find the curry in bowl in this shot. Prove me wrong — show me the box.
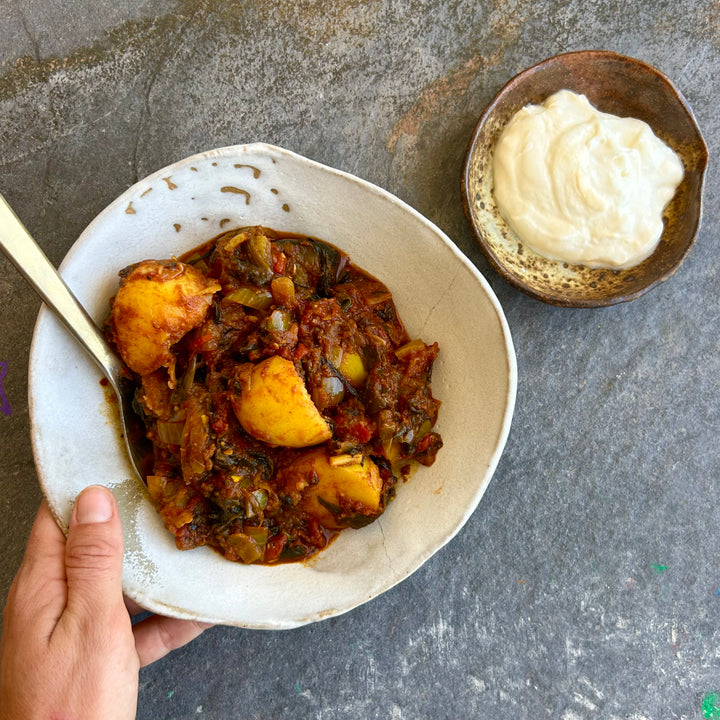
[105,226,443,564]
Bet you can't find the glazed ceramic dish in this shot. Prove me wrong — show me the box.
[462,50,708,307]
[29,143,517,629]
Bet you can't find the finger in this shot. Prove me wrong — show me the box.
[4,501,68,639]
[132,614,213,667]
[62,485,126,625]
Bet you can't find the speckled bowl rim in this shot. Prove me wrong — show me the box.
[461,50,709,308]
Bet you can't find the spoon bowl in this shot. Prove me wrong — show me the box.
[0,194,146,481]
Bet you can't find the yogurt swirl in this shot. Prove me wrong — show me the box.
[493,90,684,269]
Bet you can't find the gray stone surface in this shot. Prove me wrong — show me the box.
[1,1,719,718]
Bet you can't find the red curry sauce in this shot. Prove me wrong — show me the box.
[107,226,442,564]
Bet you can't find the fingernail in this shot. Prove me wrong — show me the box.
[75,485,115,524]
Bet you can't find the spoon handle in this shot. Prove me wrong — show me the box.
[0,194,123,384]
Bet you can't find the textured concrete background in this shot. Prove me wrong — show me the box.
[1,1,719,718]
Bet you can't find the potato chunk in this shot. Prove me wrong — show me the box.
[232,356,332,447]
[279,448,383,529]
[110,260,220,378]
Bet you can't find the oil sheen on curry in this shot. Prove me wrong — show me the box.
[105,226,443,564]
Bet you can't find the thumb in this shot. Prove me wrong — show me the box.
[63,485,125,621]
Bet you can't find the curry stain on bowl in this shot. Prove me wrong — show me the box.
[461,50,709,308]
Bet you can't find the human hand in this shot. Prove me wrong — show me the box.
[0,485,211,720]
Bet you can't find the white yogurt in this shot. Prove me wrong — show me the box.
[492,89,684,269]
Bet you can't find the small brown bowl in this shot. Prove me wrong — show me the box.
[461,50,709,308]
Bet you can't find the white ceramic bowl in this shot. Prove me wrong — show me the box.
[29,144,516,629]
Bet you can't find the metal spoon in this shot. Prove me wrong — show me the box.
[0,194,147,480]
